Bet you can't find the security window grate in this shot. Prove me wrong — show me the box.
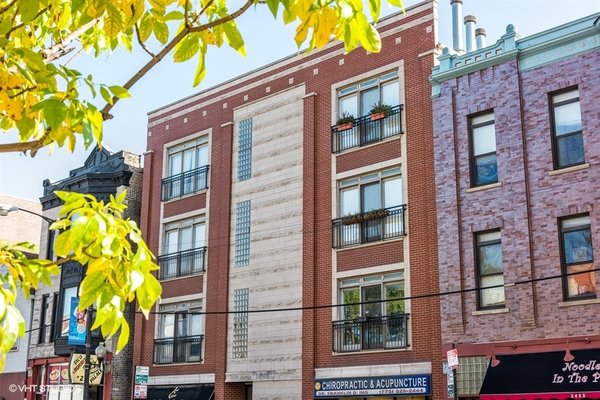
[235,200,251,266]
[457,356,488,396]
[238,119,253,181]
[232,288,249,359]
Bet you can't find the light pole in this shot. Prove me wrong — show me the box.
[0,204,55,224]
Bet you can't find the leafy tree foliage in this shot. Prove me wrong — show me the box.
[0,0,402,368]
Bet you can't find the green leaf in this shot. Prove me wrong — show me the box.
[116,319,129,353]
[368,0,381,23]
[108,85,131,99]
[153,21,169,45]
[104,3,124,37]
[16,48,46,71]
[138,14,154,42]
[39,99,68,130]
[19,0,40,23]
[164,10,184,20]
[222,21,246,56]
[82,121,94,148]
[265,0,279,17]
[192,44,207,87]
[387,0,403,7]
[100,86,113,105]
[173,34,200,63]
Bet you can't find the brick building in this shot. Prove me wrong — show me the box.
[0,195,42,400]
[431,10,600,399]
[24,147,143,400]
[135,1,441,399]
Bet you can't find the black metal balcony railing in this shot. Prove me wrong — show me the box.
[333,314,409,352]
[161,165,210,201]
[158,247,207,280]
[154,335,203,364]
[331,105,403,153]
[332,205,406,249]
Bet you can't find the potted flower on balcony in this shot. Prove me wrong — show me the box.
[369,103,393,121]
[363,208,389,221]
[336,112,356,131]
[341,212,364,225]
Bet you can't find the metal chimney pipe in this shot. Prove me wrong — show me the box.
[451,0,464,53]
[464,15,476,53]
[475,28,487,49]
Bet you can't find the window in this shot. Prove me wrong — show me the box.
[456,356,488,396]
[476,230,504,309]
[38,294,49,344]
[338,71,399,119]
[560,215,595,300]
[155,300,203,364]
[235,200,251,266]
[335,72,401,151]
[334,273,407,351]
[335,168,404,247]
[59,287,78,337]
[163,138,209,200]
[160,217,206,279]
[49,292,59,342]
[551,88,584,169]
[232,288,249,358]
[238,118,253,181]
[470,112,498,187]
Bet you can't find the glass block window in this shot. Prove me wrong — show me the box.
[232,288,249,359]
[235,200,251,266]
[456,356,488,396]
[238,118,253,181]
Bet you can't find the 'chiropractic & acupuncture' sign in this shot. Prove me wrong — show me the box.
[314,374,431,397]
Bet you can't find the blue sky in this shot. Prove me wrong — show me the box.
[1,0,598,201]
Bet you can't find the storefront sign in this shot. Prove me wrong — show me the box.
[69,353,103,385]
[146,385,214,400]
[67,297,87,346]
[480,349,600,400]
[314,374,431,397]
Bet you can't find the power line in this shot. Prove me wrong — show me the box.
[144,267,600,316]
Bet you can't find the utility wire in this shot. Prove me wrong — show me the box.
[142,267,600,316]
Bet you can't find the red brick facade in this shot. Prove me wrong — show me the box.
[431,14,600,399]
[136,1,441,398]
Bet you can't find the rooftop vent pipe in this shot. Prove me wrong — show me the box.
[451,0,464,53]
[464,15,476,53]
[475,28,487,49]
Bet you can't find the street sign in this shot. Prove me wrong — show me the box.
[134,384,147,399]
[447,348,459,370]
[135,366,149,384]
[447,368,455,398]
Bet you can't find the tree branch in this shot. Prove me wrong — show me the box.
[6,6,49,39]
[0,127,50,156]
[100,0,256,118]
[41,18,100,62]
[135,23,156,57]
[0,0,16,14]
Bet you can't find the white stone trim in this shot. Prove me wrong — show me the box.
[148,373,215,385]
[314,362,432,379]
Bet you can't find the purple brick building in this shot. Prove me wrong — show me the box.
[431,10,600,400]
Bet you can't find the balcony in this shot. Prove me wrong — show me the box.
[331,105,403,153]
[154,335,204,364]
[332,205,406,249]
[161,165,209,201]
[157,247,206,280]
[332,314,409,353]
